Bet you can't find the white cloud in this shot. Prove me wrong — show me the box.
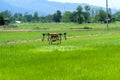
[48,0,120,9]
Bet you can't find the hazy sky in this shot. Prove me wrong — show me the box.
[48,0,120,10]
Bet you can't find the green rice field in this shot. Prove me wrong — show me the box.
[0,23,120,80]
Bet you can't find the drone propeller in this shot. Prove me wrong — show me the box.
[42,33,50,41]
[58,33,67,40]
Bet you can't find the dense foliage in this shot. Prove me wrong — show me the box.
[0,5,120,25]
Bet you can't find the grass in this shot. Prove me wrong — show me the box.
[0,32,42,42]
[0,23,120,80]
[0,22,120,30]
[1,32,120,80]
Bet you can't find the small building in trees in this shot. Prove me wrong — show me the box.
[4,18,9,25]
[15,21,21,24]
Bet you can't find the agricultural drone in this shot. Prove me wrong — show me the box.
[42,33,67,44]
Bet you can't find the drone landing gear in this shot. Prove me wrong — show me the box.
[49,39,61,45]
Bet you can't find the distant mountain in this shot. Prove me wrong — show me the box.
[0,0,34,14]
[1,0,87,15]
[0,0,118,15]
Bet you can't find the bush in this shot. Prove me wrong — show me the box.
[84,26,92,29]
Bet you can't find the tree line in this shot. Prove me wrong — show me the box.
[0,5,120,25]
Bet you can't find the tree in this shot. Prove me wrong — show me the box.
[90,8,101,23]
[53,10,62,22]
[39,16,46,23]
[24,12,33,22]
[98,9,106,23]
[62,11,72,22]
[84,5,91,23]
[76,5,84,24]
[33,11,39,22]
[1,10,11,18]
[14,12,23,21]
[113,11,120,21]
[45,14,54,22]
[77,5,83,13]
[0,14,4,25]
[70,11,77,22]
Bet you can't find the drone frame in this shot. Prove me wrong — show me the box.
[42,33,67,44]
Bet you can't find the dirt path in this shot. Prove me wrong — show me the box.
[0,36,80,45]
[0,32,119,45]
[0,30,43,32]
